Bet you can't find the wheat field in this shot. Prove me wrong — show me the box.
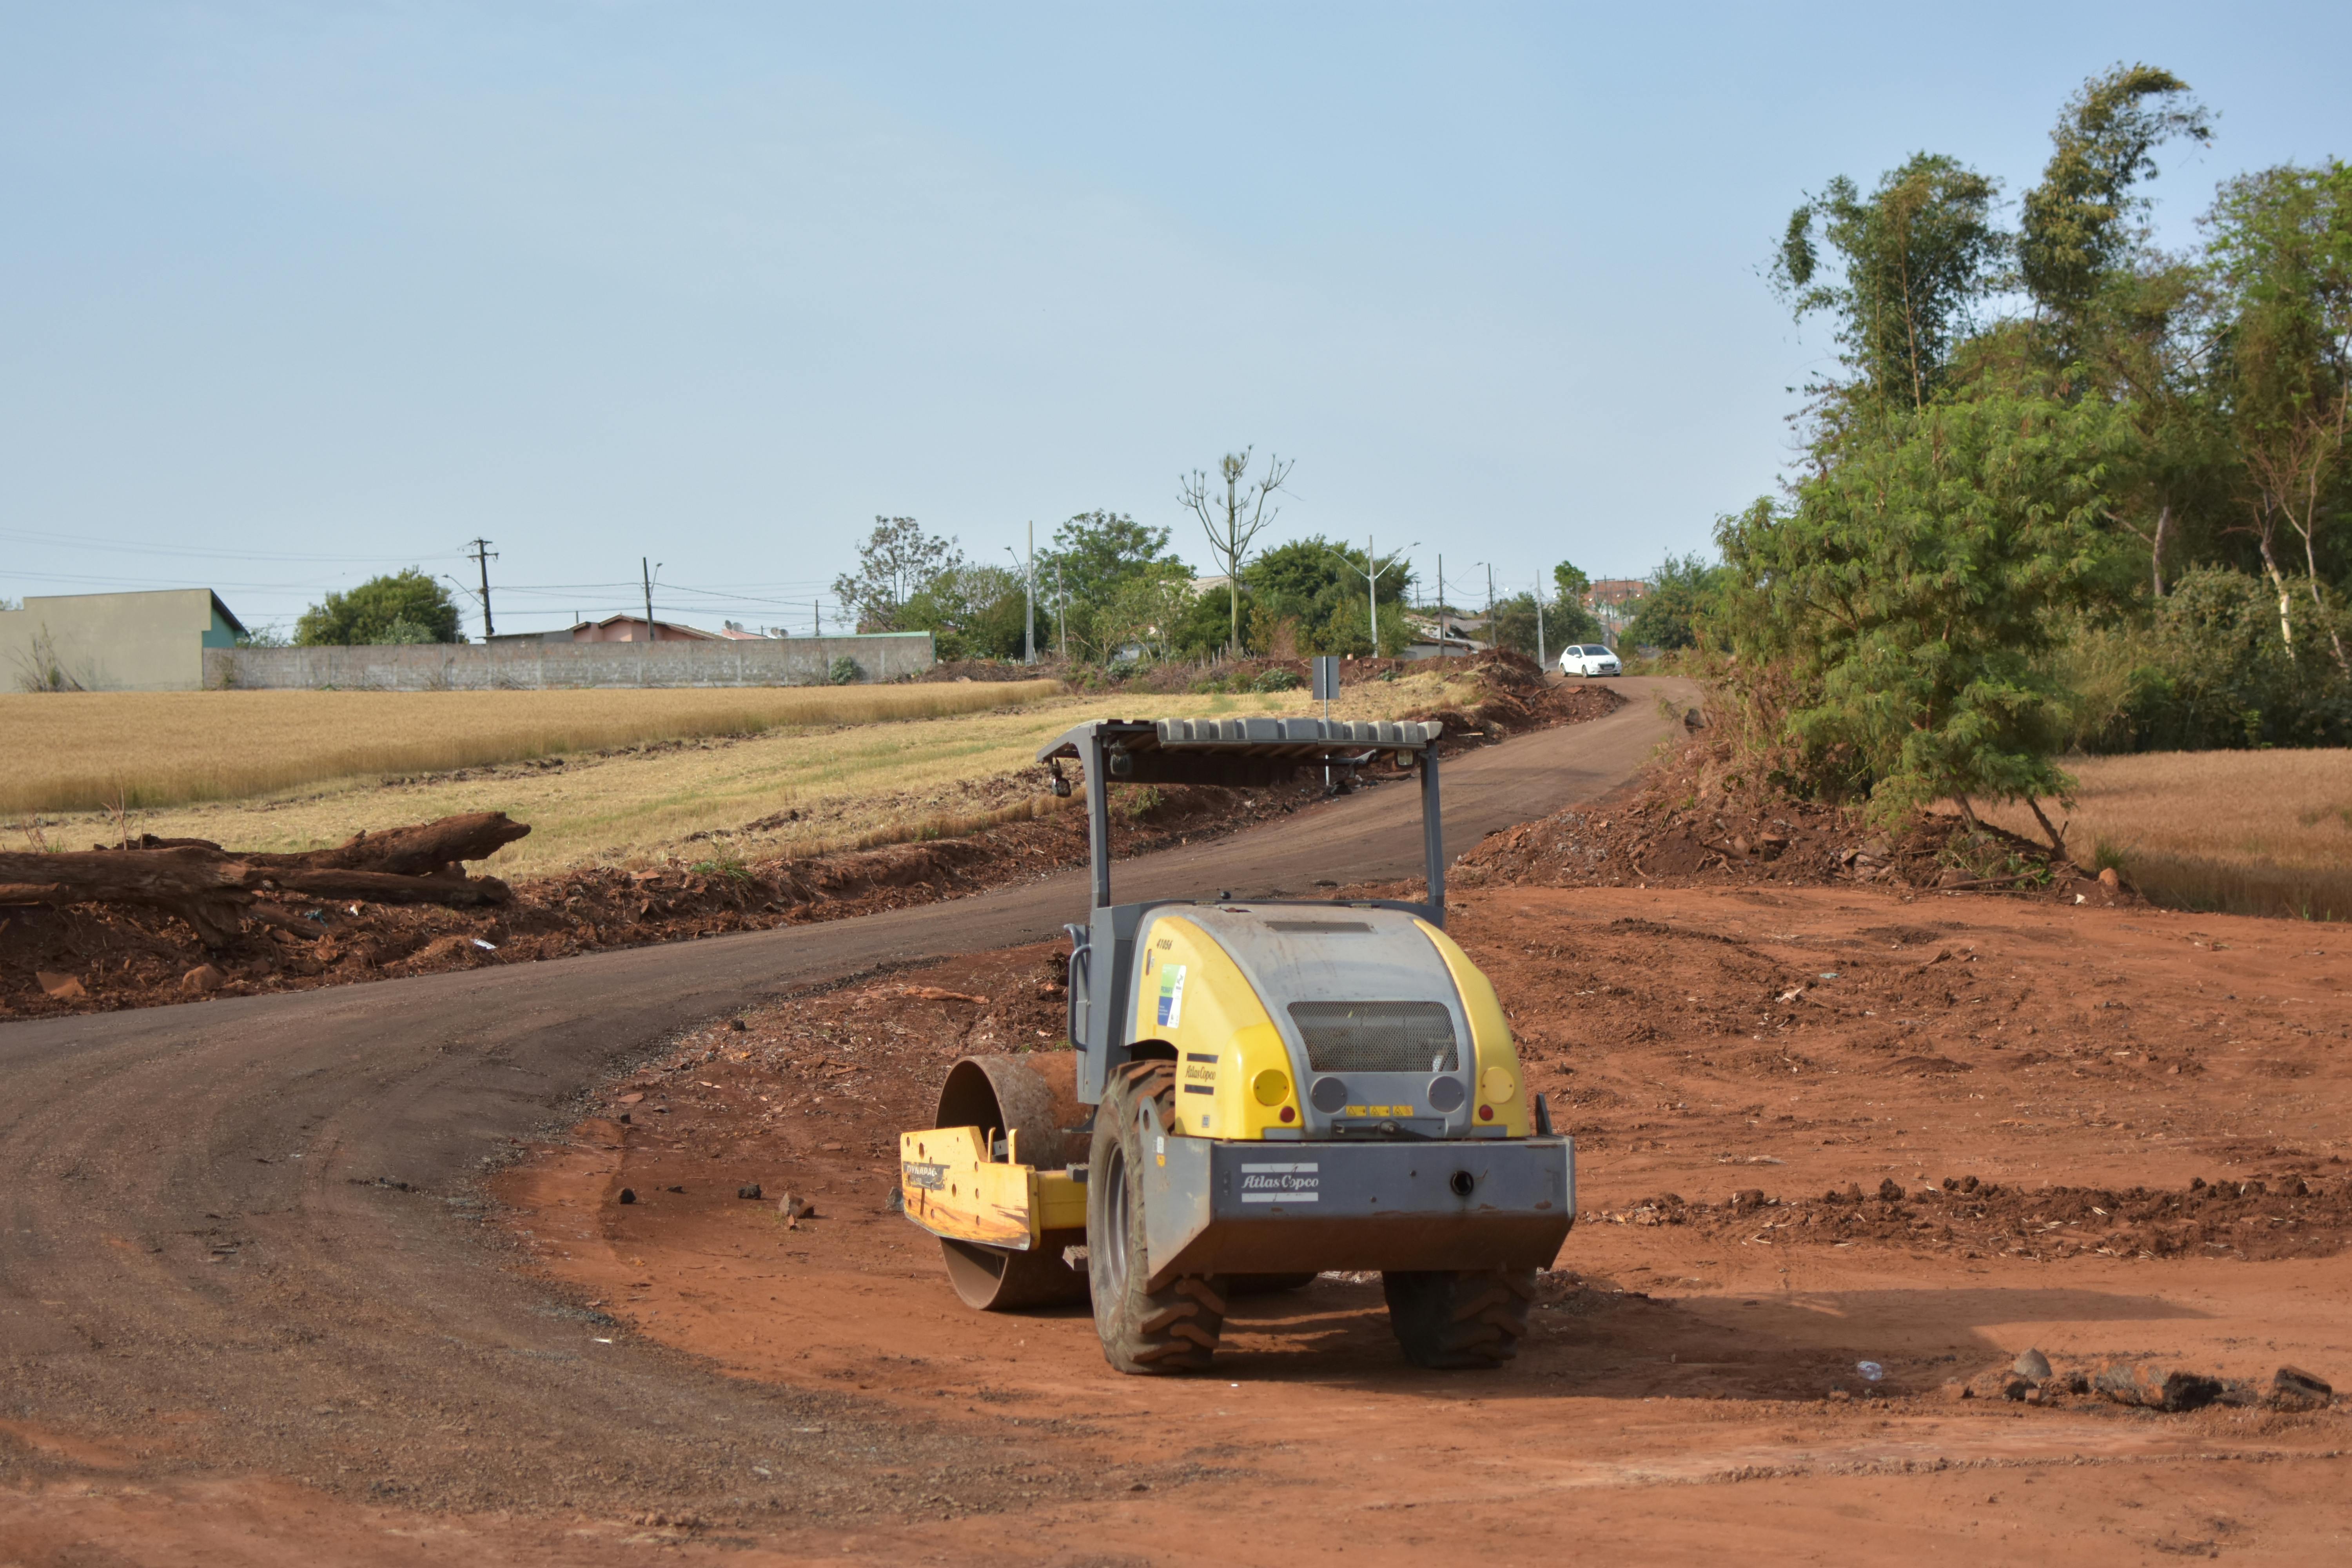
[0,681,1064,816]
[9,670,1491,875]
[1985,750,2352,921]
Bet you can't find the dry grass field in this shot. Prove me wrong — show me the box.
[0,680,1063,816]
[1985,748,2352,921]
[9,670,1494,875]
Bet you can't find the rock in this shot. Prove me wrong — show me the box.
[729,1017,748,1031]
[1877,1178,1906,1201]
[2012,1348,2053,1381]
[1730,1187,1766,1212]
[35,970,88,1001]
[778,1192,817,1221]
[2269,1366,2333,1412]
[1939,1380,1971,1402]
[737,1183,762,1200]
[180,964,225,995]
[2098,867,2121,889]
[1967,1368,2033,1401]
[2092,1359,2225,1412]
[618,1188,637,1205]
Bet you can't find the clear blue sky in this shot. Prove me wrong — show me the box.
[4,2,2346,637]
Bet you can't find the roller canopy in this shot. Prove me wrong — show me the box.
[1037,717,1443,788]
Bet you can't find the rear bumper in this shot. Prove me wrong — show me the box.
[1139,1135,1575,1287]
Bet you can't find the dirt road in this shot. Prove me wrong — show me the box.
[0,679,1693,1556]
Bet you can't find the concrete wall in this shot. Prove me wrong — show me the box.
[203,633,935,690]
[0,589,240,692]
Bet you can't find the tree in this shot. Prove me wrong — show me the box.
[898,562,1029,661]
[1036,510,1190,661]
[1178,448,1293,655]
[1716,393,2129,829]
[1546,561,1605,644]
[1621,554,1724,652]
[832,517,961,632]
[2019,65,2211,338]
[296,570,460,646]
[2205,160,2352,668]
[1098,571,1197,664]
[1775,155,2007,412]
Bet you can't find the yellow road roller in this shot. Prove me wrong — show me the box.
[897,717,1574,1372]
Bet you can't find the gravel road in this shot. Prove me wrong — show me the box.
[0,678,1688,1514]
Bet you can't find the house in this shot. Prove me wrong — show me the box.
[0,588,246,691]
[488,615,724,644]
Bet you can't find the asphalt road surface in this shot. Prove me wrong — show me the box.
[0,677,1690,1513]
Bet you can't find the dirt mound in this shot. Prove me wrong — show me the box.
[1456,718,2132,909]
[1596,1169,2352,1263]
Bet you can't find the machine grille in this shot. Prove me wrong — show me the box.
[1287,1002,1459,1074]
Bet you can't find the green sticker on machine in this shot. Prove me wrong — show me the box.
[1156,964,1186,1029]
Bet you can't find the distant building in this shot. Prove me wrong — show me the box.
[1400,610,1488,660]
[1583,578,1645,633]
[0,588,246,692]
[488,615,724,644]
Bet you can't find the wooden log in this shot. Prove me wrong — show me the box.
[267,869,513,906]
[244,813,531,878]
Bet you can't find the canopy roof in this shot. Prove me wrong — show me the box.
[1036,717,1441,787]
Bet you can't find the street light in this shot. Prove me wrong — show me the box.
[1325,535,1416,657]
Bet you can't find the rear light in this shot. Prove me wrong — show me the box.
[1279,1105,1296,1123]
[1478,1104,1494,1121]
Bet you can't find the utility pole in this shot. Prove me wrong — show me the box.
[1004,526,1036,664]
[1436,555,1447,657]
[464,538,499,638]
[1536,581,1547,670]
[1481,562,1495,654]
[641,558,660,639]
[1055,561,1067,662]
[1325,535,1414,657]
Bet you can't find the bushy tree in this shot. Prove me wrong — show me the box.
[1621,554,1725,652]
[296,570,461,645]
[1717,394,2130,828]
[898,562,1029,661]
[1037,511,1190,661]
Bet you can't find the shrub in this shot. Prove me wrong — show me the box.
[1252,667,1301,693]
[829,655,862,685]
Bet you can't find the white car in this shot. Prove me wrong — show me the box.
[1559,643,1621,677]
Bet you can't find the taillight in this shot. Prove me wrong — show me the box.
[1279,1105,1296,1123]
[1478,1104,1494,1122]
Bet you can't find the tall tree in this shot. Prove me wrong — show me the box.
[1178,448,1293,655]
[832,517,961,632]
[2019,65,2212,339]
[1775,155,2006,412]
[1548,561,1604,644]
[2205,160,2352,668]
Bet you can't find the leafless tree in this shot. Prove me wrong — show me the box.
[1178,448,1293,656]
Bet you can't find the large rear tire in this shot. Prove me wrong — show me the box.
[1381,1268,1535,1369]
[1086,1062,1226,1374]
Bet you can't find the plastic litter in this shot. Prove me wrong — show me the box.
[1856,1361,1885,1382]
[472,938,497,951]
